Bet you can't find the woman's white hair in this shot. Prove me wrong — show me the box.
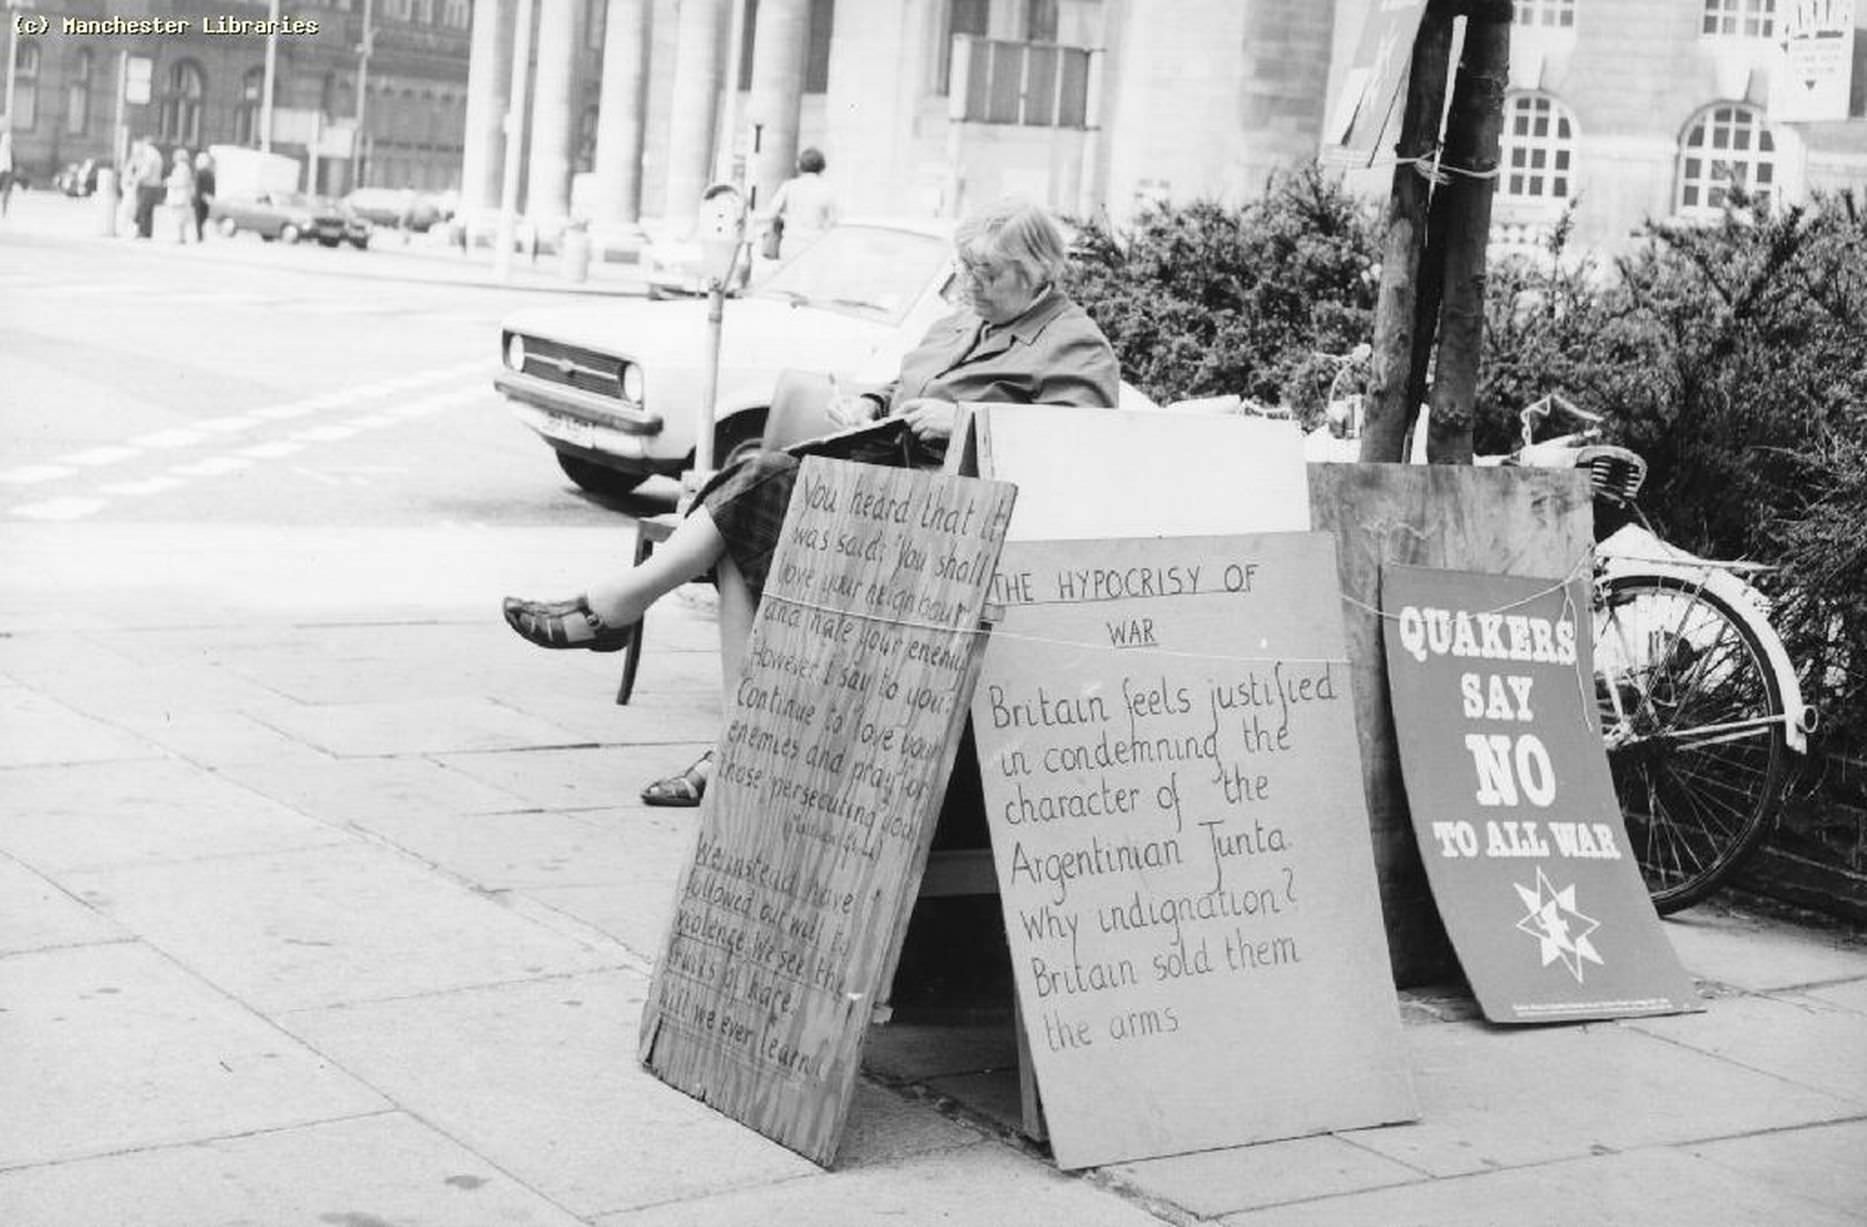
[955,198,1069,288]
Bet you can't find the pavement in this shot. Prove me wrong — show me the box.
[1,514,1865,1227]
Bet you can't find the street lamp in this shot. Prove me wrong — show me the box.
[351,0,373,190]
[3,0,33,139]
[260,0,281,150]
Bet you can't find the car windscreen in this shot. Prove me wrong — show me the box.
[752,227,951,325]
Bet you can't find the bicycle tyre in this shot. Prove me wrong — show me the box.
[1593,573,1789,913]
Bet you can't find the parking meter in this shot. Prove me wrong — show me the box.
[688,184,748,490]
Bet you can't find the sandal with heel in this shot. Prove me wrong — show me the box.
[502,594,634,652]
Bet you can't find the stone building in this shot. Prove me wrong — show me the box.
[4,0,474,194]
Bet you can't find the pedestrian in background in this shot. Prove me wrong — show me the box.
[164,148,195,243]
[191,150,215,241]
[762,147,838,263]
[0,131,15,219]
[128,137,165,239]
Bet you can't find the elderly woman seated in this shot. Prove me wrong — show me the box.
[503,198,1120,803]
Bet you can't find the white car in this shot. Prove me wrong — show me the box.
[496,220,962,495]
[496,219,1158,496]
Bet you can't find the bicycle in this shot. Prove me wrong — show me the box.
[1503,396,1817,913]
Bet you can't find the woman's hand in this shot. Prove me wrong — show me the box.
[826,392,878,428]
[899,398,958,442]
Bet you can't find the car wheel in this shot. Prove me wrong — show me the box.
[318,237,340,247]
[217,217,238,237]
[556,453,649,497]
[715,412,768,470]
[350,236,370,250]
[280,223,302,244]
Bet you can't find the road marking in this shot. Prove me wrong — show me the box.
[170,456,253,477]
[11,497,110,520]
[3,370,487,521]
[59,446,143,466]
[0,464,78,485]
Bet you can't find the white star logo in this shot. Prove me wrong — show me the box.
[1513,868,1604,983]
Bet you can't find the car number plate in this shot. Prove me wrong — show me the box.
[544,413,595,450]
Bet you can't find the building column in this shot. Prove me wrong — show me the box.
[459,0,513,217]
[526,0,578,225]
[745,0,810,210]
[663,0,727,225]
[593,0,650,224]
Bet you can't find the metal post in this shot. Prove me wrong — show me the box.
[493,0,535,282]
[351,0,373,190]
[4,0,24,138]
[113,49,127,169]
[260,0,282,151]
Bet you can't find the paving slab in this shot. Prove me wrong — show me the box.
[497,689,726,747]
[596,1141,1170,1227]
[251,694,593,757]
[214,753,535,823]
[1661,906,1867,991]
[836,1081,995,1166]
[0,856,125,955]
[0,1111,589,1227]
[433,741,710,812]
[107,707,342,768]
[524,880,685,961]
[0,687,164,767]
[0,943,385,1168]
[1804,976,1867,1013]
[0,759,351,874]
[864,1020,1023,1082]
[284,968,822,1217]
[64,841,622,1013]
[1337,1015,1861,1178]
[1625,991,1867,1106]
[1217,1143,1864,1226]
[1111,1132,1427,1218]
[1685,1117,1867,1219]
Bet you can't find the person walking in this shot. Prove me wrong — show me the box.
[191,150,215,241]
[761,147,838,263]
[163,148,195,243]
[0,131,15,219]
[128,137,165,239]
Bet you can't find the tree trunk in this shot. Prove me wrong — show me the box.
[1360,2,1458,463]
[1424,1,1510,464]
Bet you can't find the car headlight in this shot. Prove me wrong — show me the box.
[504,333,526,371]
[620,362,644,403]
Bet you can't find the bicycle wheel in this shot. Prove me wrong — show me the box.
[1593,573,1788,913]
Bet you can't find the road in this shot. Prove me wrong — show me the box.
[0,195,673,532]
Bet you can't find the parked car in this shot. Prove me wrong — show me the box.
[209,192,370,248]
[495,218,1156,496]
[343,186,443,233]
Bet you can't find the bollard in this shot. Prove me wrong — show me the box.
[560,224,591,284]
[94,168,120,237]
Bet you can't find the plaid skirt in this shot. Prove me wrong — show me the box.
[694,451,800,603]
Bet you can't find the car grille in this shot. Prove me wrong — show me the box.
[518,337,626,400]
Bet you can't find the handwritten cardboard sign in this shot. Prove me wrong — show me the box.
[639,457,1017,1166]
[1380,564,1701,1024]
[971,532,1417,1170]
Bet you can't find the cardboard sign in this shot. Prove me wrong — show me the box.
[639,458,1017,1166]
[1770,0,1856,123]
[1324,0,1430,164]
[1381,564,1701,1024]
[949,404,1311,540]
[971,533,1417,1170]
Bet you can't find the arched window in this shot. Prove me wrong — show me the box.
[1702,0,1775,38]
[1499,92,1576,204]
[159,59,205,147]
[234,67,267,146]
[1677,103,1777,216]
[10,40,39,132]
[1514,0,1575,27]
[66,49,93,136]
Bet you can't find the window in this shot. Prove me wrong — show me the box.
[941,0,990,96]
[1027,0,1058,42]
[1702,0,1774,37]
[1500,93,1575,203]
[956,38,1094,129]
[443,0,470,29]
[10,40,38,132]
[159,59,205,147]
[66,49,92,136]
[382,0,412,20]
[235,67,267,146]
[1514,0,1575,26]
[1677,103,1777,214]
